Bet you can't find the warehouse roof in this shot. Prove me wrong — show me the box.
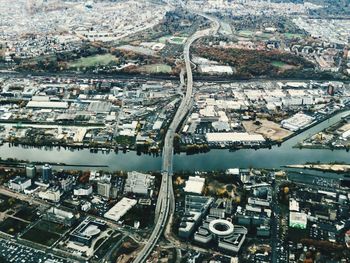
[206,132,265,143]
[27,101,69,109]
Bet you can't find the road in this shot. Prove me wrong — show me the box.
[132,4,220,263]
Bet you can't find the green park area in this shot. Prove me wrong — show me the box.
[0,217,29,236]
[237,30,255,38]
[21,219,69,247]
[69,54,117,68]
[139,64,172,74]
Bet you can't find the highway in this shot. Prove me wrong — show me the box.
[133,3,220,263]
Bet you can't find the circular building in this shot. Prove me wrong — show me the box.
[208,219,234,238]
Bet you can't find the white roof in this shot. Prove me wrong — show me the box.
[206,132,265,143]
[104,197,137,222]
[27,101,69,109]
[184,176,205,194]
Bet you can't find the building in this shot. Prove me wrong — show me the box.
[38,188,61,202]
[184,176,205,195]
[193,217,248,253]
[257,225,270,237]
[97,181,111,198]
[74,185,93,196]
[42,164,52,183]
[26,164,36,179]
[9,176,32,192]
[281,113,314,131]
[179,195,214,239]
[44,207,75,226]
[59,176,75,192]
[104,197,137,222]
[26,101,69,109]
[345,230,350,248]
[248,197,270,207]
[124,171,155,195]
[289,212,307,229]
[205,132,265,144]
[69,217,107,246]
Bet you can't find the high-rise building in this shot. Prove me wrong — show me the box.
[42,164,52,183]
[26,164,36,178]
[97,181,111,198]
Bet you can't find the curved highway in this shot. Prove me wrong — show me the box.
[132,5,220,263]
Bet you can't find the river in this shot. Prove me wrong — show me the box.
[0,110,349,172]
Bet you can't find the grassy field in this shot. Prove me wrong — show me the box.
[0,218,29,236]
[14,207,38,222]
[272,61,288,68]
[21,219,68,247]
[237,30,255,37]
[158,35,172,44]
[169,36,187,44]
[21,227,60,247]
[139,64,172,74]
[0,195,22,212]
[69,54,117,68]
[284,33,303,39]
[271,61,297,71]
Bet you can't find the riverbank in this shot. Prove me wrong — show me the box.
[285,163,350,174]
[0,110,349,172]
[0,158,108,168]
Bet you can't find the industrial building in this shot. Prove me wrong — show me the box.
[281,113,314,131]
[206,132,265,144]
[26,101,69,109]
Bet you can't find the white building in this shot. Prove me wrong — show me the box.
[289,212,307,229]
[9,177,32,192]
[184,176,205,194]
[124,171,155,195]
[74,185,93,196]
[206,132,265,144]
[104,197,137,222]
[26,101,69,109]
[38,188,61,202]
[281,113,314,131]
[97,181,111,198]
[25,165,36,178]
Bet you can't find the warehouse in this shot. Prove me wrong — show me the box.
[26,101,69,109]
[281,113,314,131]
[206,132,265,143]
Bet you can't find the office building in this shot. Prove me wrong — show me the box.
[26,164,36,179]
[124,171,155,195]
[97,181,111,198]
[42,164,53,183]
[9,176,32,192]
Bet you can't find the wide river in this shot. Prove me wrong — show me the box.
[0,110,349,172]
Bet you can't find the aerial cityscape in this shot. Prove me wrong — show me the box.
[0,0,349,262]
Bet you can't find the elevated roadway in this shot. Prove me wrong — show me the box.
[133,5,220,263]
